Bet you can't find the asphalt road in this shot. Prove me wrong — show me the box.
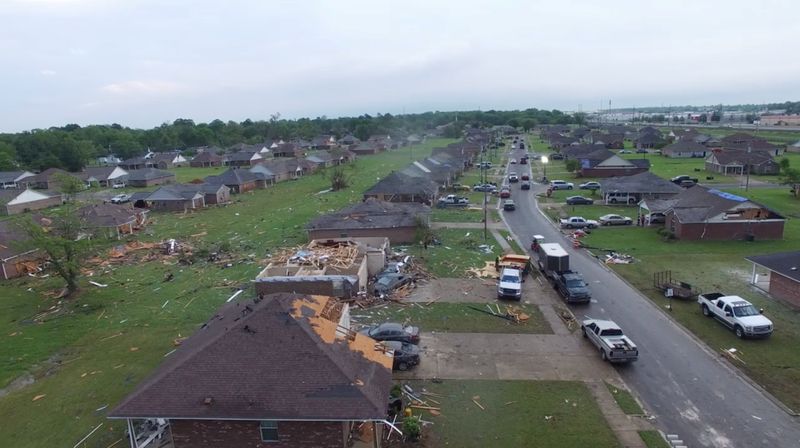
[499,144,800,447]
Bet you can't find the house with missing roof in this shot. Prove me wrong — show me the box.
[746,251,800,308]
[662,186,785,240]
[306,198,430,244]
[109,293,393,448]
[0,220,43,280]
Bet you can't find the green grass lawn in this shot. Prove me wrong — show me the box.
[352,303,552,334]
[638,430,670,448]
[577,190,800,411]
[405,379,620,448]
[169,165,228,183]
[431,206,489,223]
[498,229,525,254]
[0,138,457,448]
[406,228,504,278]
[604,382,644,415]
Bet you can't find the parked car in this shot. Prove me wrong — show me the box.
[599,214,633,226]
[503,199,516,211]
[521,174,530,181]
[499,188,511,198]
[450,183,471,192]
[581,318,639,363]
[111,183,126,189]
[473,183,497,193]
[360,322,421,344]
[671,175,699,185]
[565,196,593,205]
[579,181,601,191]
[560,216,599,229]
[110,193,132,204]
[383,340,421,371]
[510,158,517,164]
[679,179,697,188]
[521,181,531,190]
[550,180,574,190]
[479,161,493,169]
[373,273,413,296]
[618,149,632,154]
[636,149,648,154]
[549,153,564,160]
[508,173,519,183]
[497,267,522,300]
[519,157,528,165]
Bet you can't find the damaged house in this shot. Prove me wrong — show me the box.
[109,293,394,448]
[662,186,785,240]
[363,171,438,204]
[76,203,149,239]
[255,238,389,299]
[306,198,430,244]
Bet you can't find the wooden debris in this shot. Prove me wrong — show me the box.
[472,399,485,410]
[410,405,440,411]
[429,409,441,416]
[32,394,46,401]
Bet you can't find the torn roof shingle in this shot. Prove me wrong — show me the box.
[307,198,430,231]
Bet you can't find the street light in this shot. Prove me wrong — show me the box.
[540,155,549,183]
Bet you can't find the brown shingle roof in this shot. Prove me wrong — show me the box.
[109,293,392,421]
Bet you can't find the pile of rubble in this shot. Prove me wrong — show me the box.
[267,240,360,270]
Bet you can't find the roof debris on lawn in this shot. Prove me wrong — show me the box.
[267,239,361,270]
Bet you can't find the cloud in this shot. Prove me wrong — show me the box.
[100,80,187,96]
[39,69,56,76]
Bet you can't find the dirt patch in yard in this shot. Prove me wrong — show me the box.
[405,278,496,303]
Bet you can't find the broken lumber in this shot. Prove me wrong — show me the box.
[472,399,485,410]
[410,405,440,411]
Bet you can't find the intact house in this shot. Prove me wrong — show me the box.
[634,131,664,149]
[126,168,176,188]
[0,170,35,189]
[205,168,264,194]
[259,158,311,182]
[662,186,785,240]
[363,171,439,204]
[661,141,709,158]
[76,203,149,239]
[118,157,153,171]
[599,172,682,206]
[272,142,305,158]
[224,151,263,167]
[25,168,84,190]
[146,185,205,212]
[81,166,129,188]
[194,183,231,205]
[255,238,388,299]
[189,151,224,167]
[151,151,189,169]
[248,163,277,187]
[307,198,430,244]
[349,142,383,156]
[0,188,63,215]
[715,133,784,156]
[0,220,44,280]
[109,293,394,448]
[328,148,357,164]
[745,251,800,308]
[705,149,780,175]
[577,150,650,178]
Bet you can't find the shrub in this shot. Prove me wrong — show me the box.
[403,416,421,441]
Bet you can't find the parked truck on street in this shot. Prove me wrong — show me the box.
[581,318,639,363]
[531,238,591,304]
[497,267,522,301]
[698,292,773,338]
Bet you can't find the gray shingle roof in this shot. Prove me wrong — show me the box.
[307,198,430,231]
[746,251,800,283]
[205,168,259,186]
[600,172,682,194]
[109,294,392,420]
[364,171,438,196]
[127,168,175,182]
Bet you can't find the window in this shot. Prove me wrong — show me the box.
[260,421,279,442]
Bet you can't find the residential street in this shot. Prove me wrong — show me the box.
[501,146,800,447]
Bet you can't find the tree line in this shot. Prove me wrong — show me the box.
[0,108,579,172]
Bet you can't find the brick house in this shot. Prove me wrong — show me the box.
[746,251,800,308]
[0,170,35,189]
[109,293,393,448]
[146,185,205,212]
[705,149,780,175]
[224,151,263,167]
[205,168,263,194]
[81,166,129,187]
[664,186,785,240]
[363,171,439,204]
[126,168,176,187]
[599,171,682,205]
[307,198,430,244]
[189,151,224,167]
[151,151,189,169]
[578,150,650,178]
[77,203,149,239]
[25,168,83,190]
[661,141,709,158]
[0,188,62,215]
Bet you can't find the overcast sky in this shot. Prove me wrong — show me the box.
[1,0,798,131]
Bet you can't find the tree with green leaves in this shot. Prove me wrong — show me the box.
[53,172,86,202]
[17,206,94,297]
[778,158,800,197]
[565,159,579,173]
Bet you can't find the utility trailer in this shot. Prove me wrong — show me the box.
[653,270,699,300]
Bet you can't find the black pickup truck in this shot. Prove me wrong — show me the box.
[671,175,699,186]
[553,271,591,304]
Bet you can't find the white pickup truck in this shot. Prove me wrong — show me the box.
[581,318,638,363]
[560,216,598,229]
[698,292,773,338]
